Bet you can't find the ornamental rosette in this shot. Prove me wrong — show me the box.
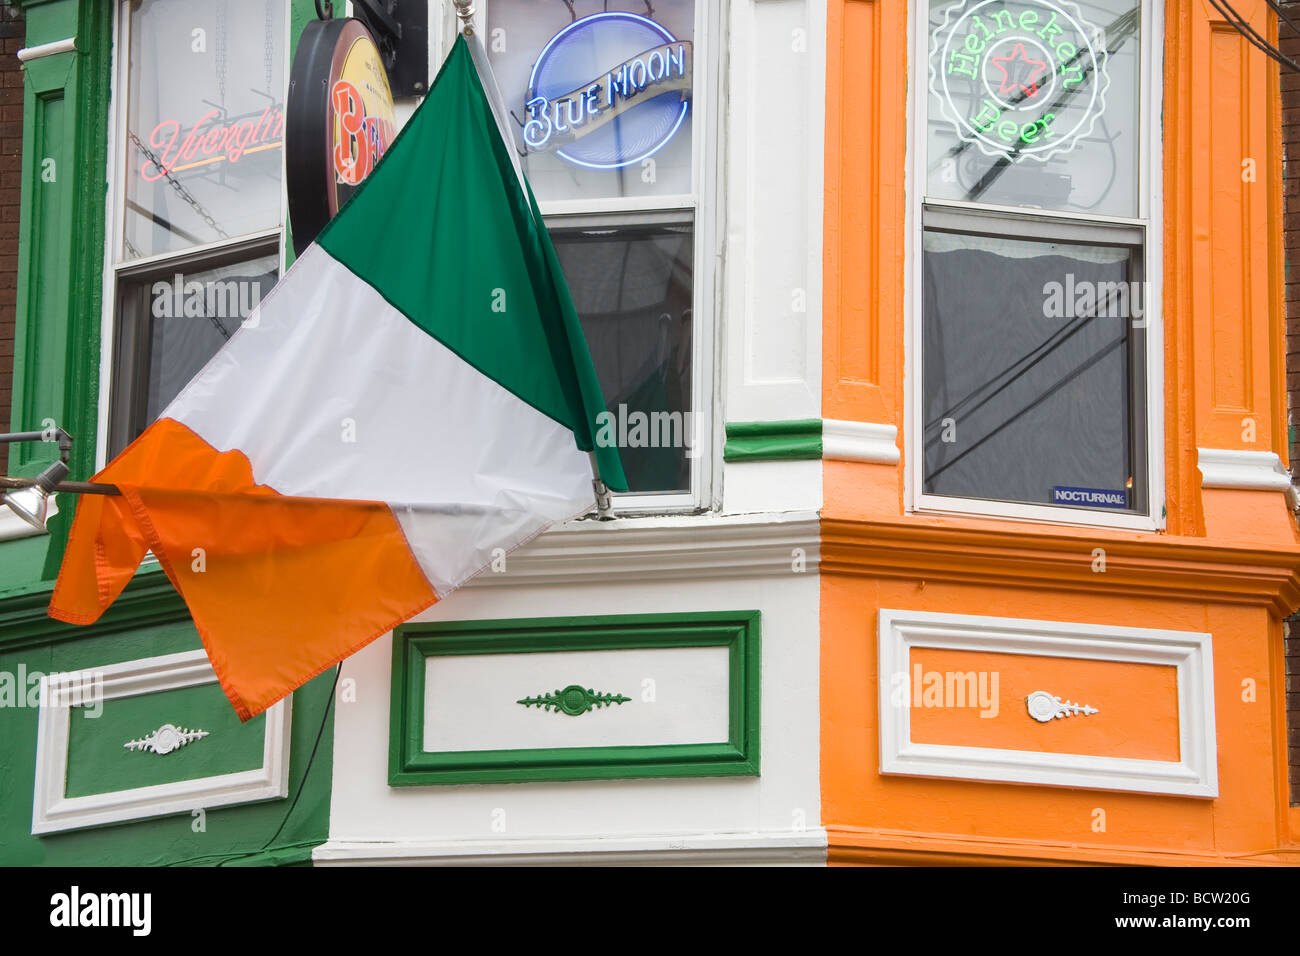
[123,723,210,756]
[517,685,632,717]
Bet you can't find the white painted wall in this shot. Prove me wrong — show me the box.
[324,568,820,855]
[323,0,828,864]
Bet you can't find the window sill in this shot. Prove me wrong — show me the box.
[911,494,1161,534]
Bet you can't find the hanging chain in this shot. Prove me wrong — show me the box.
[215,0,228,110]
[128,129,229,241]
[264,0,275,97]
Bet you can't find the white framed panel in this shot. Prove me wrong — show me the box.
[877,608,1217,797]
[32,650,291,835]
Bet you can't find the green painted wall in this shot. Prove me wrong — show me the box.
[65,682,268,799]
[0,0,334,867]
[0,602,336,866]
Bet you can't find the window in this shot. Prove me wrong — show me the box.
[911,0,1160,527]
[104,0,289,459]
[484,0,714,510]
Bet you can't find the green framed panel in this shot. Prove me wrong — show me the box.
[390,611,761,786]
[64,682,267,799]
[723,419,822,462]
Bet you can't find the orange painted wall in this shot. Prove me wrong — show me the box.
[821,0,1300,864]
[908,647,1181,761]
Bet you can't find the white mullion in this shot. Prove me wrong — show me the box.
[113,227,284,276]
[538,194,696,218]
[95,1,129,470]
[280,0,293,275]
[922,196,1150,229]
[1142,0,1165,528]
[689,0,716,512]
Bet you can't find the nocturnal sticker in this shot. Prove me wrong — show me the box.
[1052,485,1129,509]
[930,0,1110,163]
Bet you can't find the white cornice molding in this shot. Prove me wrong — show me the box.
[313,830,828,866]
[822,420,900,464]
[1197,447,1298,509]
[467,511,820,587]
[17,37,76,62]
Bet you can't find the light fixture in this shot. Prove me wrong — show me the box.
[0,428,120,534]
[2,459,69,531]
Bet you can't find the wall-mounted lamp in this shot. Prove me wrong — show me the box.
[0,430,120,532]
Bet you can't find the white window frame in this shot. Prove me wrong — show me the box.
[904,0,1165,532]
[473,0,721,515]
[96,0,295,471]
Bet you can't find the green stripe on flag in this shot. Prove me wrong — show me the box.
[317,37,626,491]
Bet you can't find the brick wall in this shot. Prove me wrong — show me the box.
[0,3,22,433]
[1282,0,1300,805]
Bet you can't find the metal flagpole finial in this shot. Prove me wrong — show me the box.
[452,0,476,35]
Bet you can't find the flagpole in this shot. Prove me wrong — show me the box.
[451,0,616,520]
[452,0,475,34]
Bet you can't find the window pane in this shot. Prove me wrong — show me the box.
[925,0,1141,217]
[552,224,694,495]
[487,0,696,203]
[123,0,287,260]
[922,230,1145,512]
[113,251,278,454]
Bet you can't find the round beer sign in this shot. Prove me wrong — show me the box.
[287,18,397,253]
[930,0,1109,163]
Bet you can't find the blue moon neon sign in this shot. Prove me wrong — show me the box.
[523,12,693,170]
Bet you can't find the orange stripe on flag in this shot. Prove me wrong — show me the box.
[49,418,438,720]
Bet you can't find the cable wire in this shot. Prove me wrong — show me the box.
[1208,0,1300,72]
[256,665,341,853]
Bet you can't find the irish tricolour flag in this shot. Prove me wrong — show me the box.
[49,36,626,720]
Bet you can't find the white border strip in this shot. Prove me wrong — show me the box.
[314,830,828,866]
[1198,448,1296,503]
[877,608,1217,798]
[32,649,292,834]
[17,37,76,62]
[1198,448,1292,489]
[823,420,900,464]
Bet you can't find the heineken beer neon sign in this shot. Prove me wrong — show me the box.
[930,0,1109,162]
[523,12,692,169]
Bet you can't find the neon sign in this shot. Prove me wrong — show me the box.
[930,0,1109,162]
[143,106,285,182]
[523,12,693,170]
